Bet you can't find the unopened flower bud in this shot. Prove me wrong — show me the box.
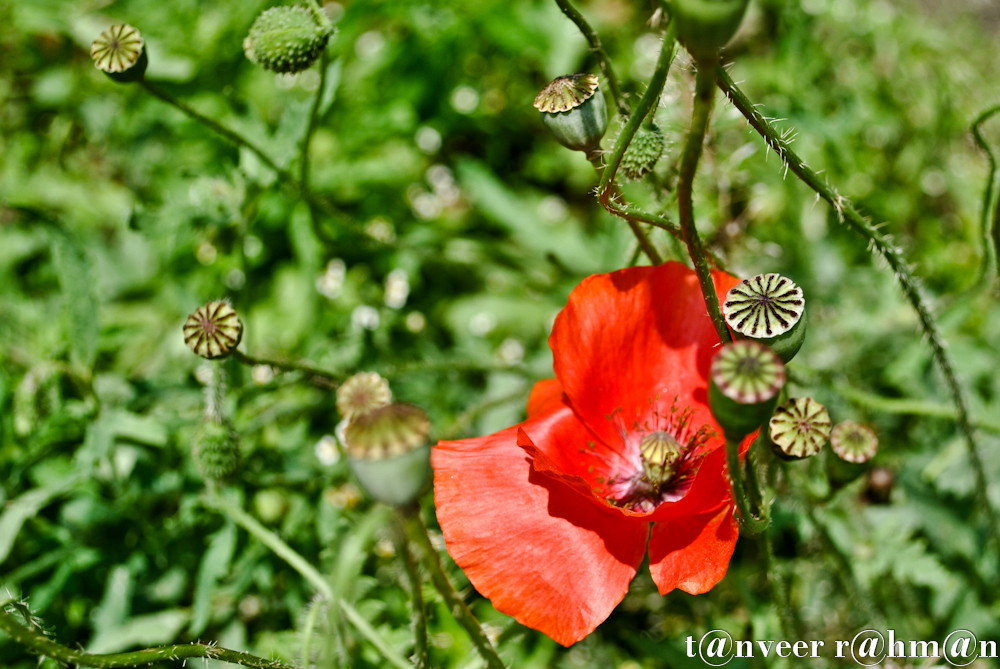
[183,302,243,359]
[671,0,750,63]
[345,403,431,506]
[723,273,807,363]
[534,74,608,152]
[768,397,831,460]
[193,418,241,484]
[709,341,785,441]
[620,124,665,181]
[336,372,392,421]
[831,420,878,463]
[91,24,148,83]
[243,6,333,74]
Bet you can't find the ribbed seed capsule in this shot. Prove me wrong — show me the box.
[708,341,786,440]
[345,403,432,506]
[723,273,807,362]
[534,74,609,152]
[183,302,243,359]
[639,431,682,480]
[831,421,878,463]
[243,6,333,74]
[672,0,750,63]
[336,372,392,421]
[90,24,148,83]
[768,397,831,459]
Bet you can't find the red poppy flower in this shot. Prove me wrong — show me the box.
[432,262,747,646]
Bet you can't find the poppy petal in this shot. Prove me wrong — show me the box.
[647,504,739,595]
[433,419,649,646]
[550,262,740,453]
[526,378,565,418]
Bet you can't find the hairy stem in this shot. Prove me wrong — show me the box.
[392,513,429,669]
[678,65,730,343]
[0,608,297,669]
[726,438,768,535]
[552,0,630,117]
[233,349,342,385]
[404,511,507,669]
[832,382,1000,435]
[301,50,330,193]
[588,152,663,264]
[717,68,1000,562]
[203,492,413,669]
[972,104,1000,282]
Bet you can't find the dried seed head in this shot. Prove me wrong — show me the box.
[535,74,609,152]
[768,397,831,459]
[831,420,878,463]
[243,6,333,74]
[533,74,599,113]
[723,273,807,362]
[344,403,430,460]
[91,24,148,83]
[620,124,665,181]
[336,372,392,421]
[708,341,785,440]
[183,302,243,359]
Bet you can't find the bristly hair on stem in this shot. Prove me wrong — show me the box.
[716,67,1000,568]
[971,104,1000,285]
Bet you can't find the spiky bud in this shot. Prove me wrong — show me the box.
[620,124,665,181]
[831,421,878,463]
[193,419,241,484]
[708,341,785,441]
[336,372,392,421]
[91,24,148,83]
[768,397,831,460]
[723,273,807,363]
[534,74,609,152]
[183,302,243,359]
[671,0,750,63]
[345,403,431,506]
[243,6,333,74]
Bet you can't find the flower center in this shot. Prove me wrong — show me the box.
[601,398,715,514]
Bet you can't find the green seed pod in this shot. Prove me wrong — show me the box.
[723,273,807,363]
[183,302,243,360]
[831,420,878,463]
[345,403,431,506]
[243,6,333,74]
[708,341,785,441]
[336,372,392,421]
[90,24,148,83]
[193,418,241,484]
[534,74,609,152]
[670,0,750,63]
[620,124,665,181]
[640,431,682,480]
[768,397,831,460]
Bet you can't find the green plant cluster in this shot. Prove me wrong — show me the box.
[2,0,1000,667]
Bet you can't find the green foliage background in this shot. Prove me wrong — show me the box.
[2,0,1000,666]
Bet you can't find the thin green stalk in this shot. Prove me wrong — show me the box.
[439,387,530,440]
[717,69,1000,564]
[551,0,630,117]
[233,349,342,385]
[588,152,663,264]
[678,65,730,343]
[304,0,332,30]
[754,531,795,639]
[726,438,768,535]
[203,492,414,669]
[404,512,507,669]
[392,513,429,669]
[833,382,1000,435]
[972,104,1000,282]
[300,50,330,193]
[300,597,324,669]
[0,608,297,669]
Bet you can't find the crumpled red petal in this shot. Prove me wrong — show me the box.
[550,262,740,454]
[432,416,649,647]
[647,503,739,595]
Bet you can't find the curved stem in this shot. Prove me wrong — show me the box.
[404,511,507,669]
[587,152,663,264]
[551,0,630,117]
[833,381,1000,435]
[233,349,342,385]
[0,608,297,669]
[392,513,429,669]
[203,492,413,669]
[301,50,330,193]
[678,65,730,343]
[726,438,768,535]
[972,104,1000,282]
[717,68,1000,565]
